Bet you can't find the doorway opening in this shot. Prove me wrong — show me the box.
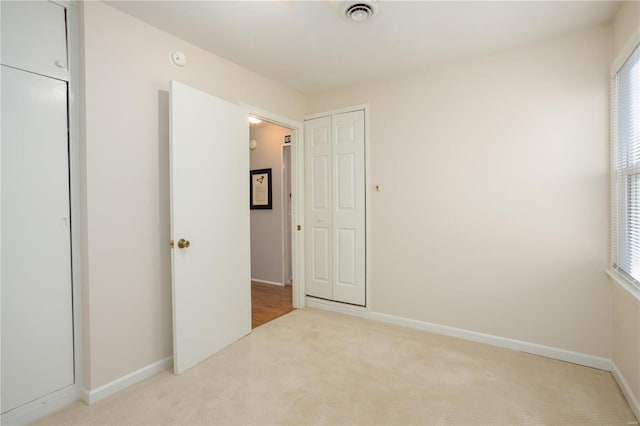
[249,117,296,328]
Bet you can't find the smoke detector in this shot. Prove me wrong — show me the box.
[340,0,379,22]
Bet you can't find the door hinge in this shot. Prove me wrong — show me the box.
[170,239,175,249]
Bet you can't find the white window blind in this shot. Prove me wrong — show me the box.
[612,43,640,285]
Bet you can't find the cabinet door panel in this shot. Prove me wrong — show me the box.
[1,1,69,80]
[1,66,74,413]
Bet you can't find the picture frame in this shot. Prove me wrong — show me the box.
[250,168,272,209]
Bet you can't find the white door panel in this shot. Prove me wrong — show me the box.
[170,80,251,374]
[1,65,74,413]
[336,228,357,286]
[305,116,333,299]
[336,153,356,210]
[312,228,330,281]
[1,1,69,80]
[335,121,356,144]
[312,126,330,146]
[332,110,365,305]
[312,156,330,210]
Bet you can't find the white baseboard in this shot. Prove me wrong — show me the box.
[82,356,173,405]
[306,299,611,371]
[1,386,81,426]
[251,278,285,286]
[612,361,640,421]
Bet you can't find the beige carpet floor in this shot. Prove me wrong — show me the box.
[34,308,637,425]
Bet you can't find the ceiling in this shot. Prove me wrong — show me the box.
[106,1,620,94]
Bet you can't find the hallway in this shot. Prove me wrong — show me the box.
[251,281,294,328]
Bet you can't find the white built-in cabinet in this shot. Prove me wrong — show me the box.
[305,110,366,306]
[1,1,69,80]
[1,0,75,415]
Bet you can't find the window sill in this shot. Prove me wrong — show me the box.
[606,269,640,302]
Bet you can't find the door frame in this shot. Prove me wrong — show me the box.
[244,105,305,309]
[243,104,371,311]
[304,104,372,310]
[281,144,292,286]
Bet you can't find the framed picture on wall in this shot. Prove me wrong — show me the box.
[250,168,272,209]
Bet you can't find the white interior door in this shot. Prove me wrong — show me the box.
[304,111,365,306]
[1,65,74,413]
[170,80,251,374]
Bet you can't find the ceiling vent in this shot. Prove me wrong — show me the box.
[341,1,379,22]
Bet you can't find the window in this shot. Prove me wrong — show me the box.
[612,43,640,286]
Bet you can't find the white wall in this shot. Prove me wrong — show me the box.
[613,1,640,56]
[80,1,305,389]
[610,0,640,416]
[250,123,291,284]
[78,0,635,400]
[307,25,613,358]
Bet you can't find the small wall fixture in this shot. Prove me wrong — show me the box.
[170,50,187,67]
[250,139,258,150]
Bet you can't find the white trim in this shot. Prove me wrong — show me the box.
[363,105,372,309]
[281,143,287,286]
[280,144,293,287]
[82,357,173,405]
[292,125,305,308]
[611,31,640,77]
[243,104,305,309]
[0,386,82,426]
[307,302,612,371]
[610,61,618,286]
[306,296,370,314]
[243,106,300,131]
[251,278,285,287]
[66,0,84,401]
[607,269,640,301]
[305,104,369,121]
[612,361,640,421]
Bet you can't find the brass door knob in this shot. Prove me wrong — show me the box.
[177,238,190,249]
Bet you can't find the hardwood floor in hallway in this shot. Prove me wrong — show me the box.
[251,281,294,328]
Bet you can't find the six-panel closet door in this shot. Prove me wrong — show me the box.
[305,110,365,306]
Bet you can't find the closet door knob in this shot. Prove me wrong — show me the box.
[177,239,190,249]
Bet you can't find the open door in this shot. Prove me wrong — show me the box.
[169,80,251,374]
